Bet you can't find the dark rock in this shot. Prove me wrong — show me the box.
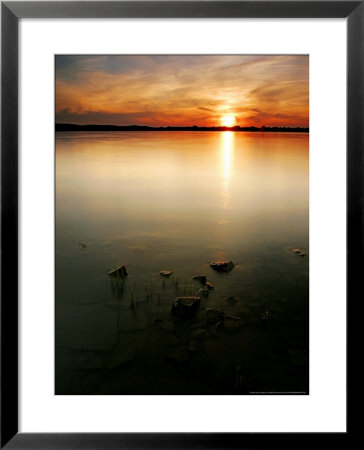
[160,270,173,277]
[193,275,207,284]
[205,282,214,290]
[210,260,235,273]
[290,248,306,257]
[205,308,225,324]
[78,242,87,248]
[108,265,128,278]
[171,297,201,318]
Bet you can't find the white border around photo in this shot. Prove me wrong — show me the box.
[19,18,346,433]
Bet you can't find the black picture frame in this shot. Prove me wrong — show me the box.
[1,1,356,448]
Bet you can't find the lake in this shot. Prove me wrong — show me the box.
[55,131,309,395]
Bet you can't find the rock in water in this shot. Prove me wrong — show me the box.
[193,275,207,284]
[204,308,225,324]
[290,248,306,257]
[107,265,128,278]
[160,270,173,277]
[171,297,201,318]
[210,260,235,273]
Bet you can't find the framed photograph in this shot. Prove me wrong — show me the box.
[1,1,355,447]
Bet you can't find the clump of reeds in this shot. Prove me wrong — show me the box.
[129,279,137,309]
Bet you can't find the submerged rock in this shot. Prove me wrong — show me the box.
[204,308,225,324]
[210,260,235,273]
[290,248,306,257]
[108,265,128,278]
[160,270,173,277]
[193,275,207,284]
[171,297,201,318]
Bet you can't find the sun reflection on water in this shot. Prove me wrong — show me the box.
[221,131,235,215]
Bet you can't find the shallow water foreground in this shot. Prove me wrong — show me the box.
[56,131,309,395]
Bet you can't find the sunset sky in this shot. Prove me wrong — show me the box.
[56,55,309,128]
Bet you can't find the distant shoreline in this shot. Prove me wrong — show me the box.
[56,123,309,133]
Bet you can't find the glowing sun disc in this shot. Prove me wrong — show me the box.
[221,115,236,127]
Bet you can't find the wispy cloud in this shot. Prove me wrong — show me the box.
[56,55,308,127]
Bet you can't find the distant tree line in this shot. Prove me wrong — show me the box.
[56,123,309,133]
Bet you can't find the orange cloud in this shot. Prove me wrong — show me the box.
[56,55,309,127]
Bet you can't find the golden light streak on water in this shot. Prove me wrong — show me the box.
[221,131,235,216]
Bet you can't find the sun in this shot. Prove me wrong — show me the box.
[221,115,236,127]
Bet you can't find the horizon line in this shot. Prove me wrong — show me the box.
[56,123,309,132]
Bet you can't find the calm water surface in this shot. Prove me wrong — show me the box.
[56,131,309,394]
